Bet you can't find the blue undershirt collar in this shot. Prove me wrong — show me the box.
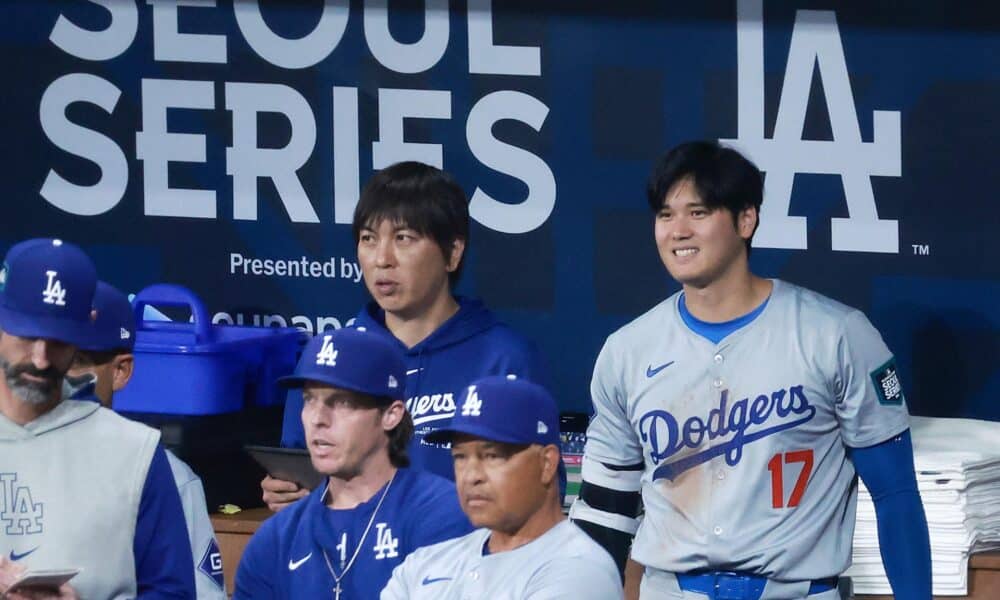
[678,292,770,344]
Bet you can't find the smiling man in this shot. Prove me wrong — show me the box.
[380,375,620,600]
[570,141,931,599]
[235,328,471,599]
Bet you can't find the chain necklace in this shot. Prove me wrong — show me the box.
[321,470,397,600]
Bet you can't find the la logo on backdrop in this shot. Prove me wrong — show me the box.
[723,0,901,254]
[33,0,900,255]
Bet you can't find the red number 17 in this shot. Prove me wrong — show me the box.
[767,449,814,508]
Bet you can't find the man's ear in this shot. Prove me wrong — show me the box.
[737,205,759,241]
[111,353,134,392]
[445,238,466,273]
[381,399,406,432]
[539,444,560,485]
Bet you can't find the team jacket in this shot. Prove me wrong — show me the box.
[283,296,548,479]
[234,468,473,599]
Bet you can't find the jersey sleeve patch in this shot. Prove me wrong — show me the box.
[870,359,905,406]
[198,538,225,589]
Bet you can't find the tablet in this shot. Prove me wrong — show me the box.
[7,568,81,593]
[244,445,325,490]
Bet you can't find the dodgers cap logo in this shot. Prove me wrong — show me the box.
[0,238,97,346]
[425,375,560,446]
[277,328,406,402]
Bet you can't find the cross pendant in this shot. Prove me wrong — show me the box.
[334,582,341,600]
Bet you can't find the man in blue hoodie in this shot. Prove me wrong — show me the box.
[264,162,547,510]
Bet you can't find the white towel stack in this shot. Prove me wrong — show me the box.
[845,416,1000,595]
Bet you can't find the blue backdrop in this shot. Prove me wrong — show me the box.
[2,0,997,418]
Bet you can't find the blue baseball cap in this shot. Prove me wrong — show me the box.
[0,238,97,346]
[77,281,135,352]
[277,328,405,401]
[424,375,560,446]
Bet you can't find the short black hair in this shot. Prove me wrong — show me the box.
[646,141,764,252]
[353,162,470,285]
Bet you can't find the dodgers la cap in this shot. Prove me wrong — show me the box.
[424,375,560,446]
[0,238,97,346]
[277,328,405,401]
[77,281,135,352]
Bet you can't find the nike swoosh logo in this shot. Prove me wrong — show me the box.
[422,576,453,585]
[288,552,312,571]
[646,361,675,378]
[406,368,423,375]
[10,547,38,561]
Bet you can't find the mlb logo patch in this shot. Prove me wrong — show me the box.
[0,261,7,291]
[871,359,905,406]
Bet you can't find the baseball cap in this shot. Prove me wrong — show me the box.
[0,238,97,346]
[424,375,560,446]
[277,328,405,401]
[77,281,136,352]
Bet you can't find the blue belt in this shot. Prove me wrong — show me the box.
[676,571,838,600]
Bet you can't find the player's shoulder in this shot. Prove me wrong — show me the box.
[86,403,162,447]
[475,319,538,357]
[256,485,320,539]
[545,520,616,561]
[524,523,622,597]
[164,449,200,488]
[395,468,458,501]
[396,469,465,521]
[435,299,538,362]
[604,291,683,350]
[773,279,866,326]
[402,527,487,566]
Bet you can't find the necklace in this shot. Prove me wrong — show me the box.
[321,471,397,600]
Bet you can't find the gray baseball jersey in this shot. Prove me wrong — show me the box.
[573,280,909,581]
[380,520,622,600]
[165,451,226,599]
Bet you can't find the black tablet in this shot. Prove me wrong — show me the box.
[244,445,325,491]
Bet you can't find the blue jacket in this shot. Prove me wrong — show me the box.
[282,297,548,480]
[234,468,472,599]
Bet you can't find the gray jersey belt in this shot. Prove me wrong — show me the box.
[676,571,838,600]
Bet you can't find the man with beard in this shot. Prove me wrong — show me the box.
[0,238,194,599]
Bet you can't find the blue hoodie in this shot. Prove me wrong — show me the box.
[282,296,549,480]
